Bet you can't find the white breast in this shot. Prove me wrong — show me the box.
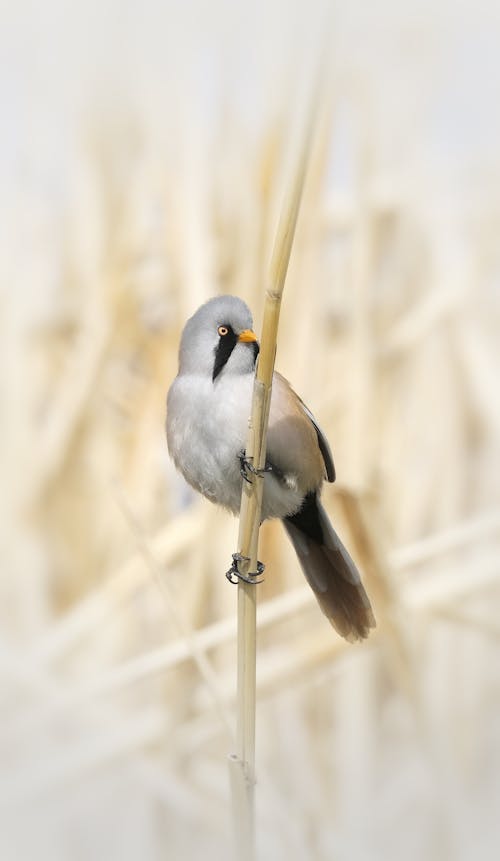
[167,373,254,513]
[167,371,311,521]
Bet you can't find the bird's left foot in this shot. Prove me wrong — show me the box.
[238,450,273,483]
[225,552,265,585]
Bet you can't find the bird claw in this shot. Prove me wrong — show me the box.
[225,552,265,585]
[238,450,272,483]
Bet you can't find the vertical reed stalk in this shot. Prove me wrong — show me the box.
[228,84,321,860]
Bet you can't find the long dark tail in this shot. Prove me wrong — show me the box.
[284,493,376,642]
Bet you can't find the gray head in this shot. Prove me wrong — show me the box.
[178,295,259,381]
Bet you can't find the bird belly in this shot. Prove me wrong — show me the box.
[167,375,250,514]
[167,373,313,521]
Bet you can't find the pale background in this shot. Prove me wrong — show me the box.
[1,2,500,859]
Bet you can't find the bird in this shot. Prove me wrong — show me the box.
[166,295,375,642]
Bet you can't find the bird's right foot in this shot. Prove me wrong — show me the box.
[225,552,265,584]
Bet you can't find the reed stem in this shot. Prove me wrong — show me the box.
[228,79,321,860]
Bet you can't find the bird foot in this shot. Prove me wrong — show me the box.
[238,450,272,483]
[225,552,265,585]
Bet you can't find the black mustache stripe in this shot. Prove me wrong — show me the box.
[212,332,259,381]
[212,330,238,380]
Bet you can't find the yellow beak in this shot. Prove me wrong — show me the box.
[238,329,258,343]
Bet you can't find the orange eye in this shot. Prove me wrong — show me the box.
[218,325,229,336]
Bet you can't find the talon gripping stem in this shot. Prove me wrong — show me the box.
[225,552,265,585]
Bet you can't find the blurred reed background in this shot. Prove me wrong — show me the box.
[1,1,500,859]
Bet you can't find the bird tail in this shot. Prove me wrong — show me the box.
[284,493,376,642]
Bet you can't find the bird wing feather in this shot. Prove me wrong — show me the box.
[268,372,335,484]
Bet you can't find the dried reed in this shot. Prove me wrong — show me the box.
[228,74,321,859]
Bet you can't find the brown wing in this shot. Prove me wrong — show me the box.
[298,399,335,482]
[269,372,335,484]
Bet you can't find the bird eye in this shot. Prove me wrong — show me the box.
[218,325,229,337]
